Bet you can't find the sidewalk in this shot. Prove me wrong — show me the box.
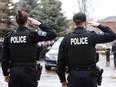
[97,54,116,87]
[0,66,8,87]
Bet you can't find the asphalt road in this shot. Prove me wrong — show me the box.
[0,54,116,87]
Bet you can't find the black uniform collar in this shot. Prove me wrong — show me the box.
[17,25,27,31]
[73,27,87,34]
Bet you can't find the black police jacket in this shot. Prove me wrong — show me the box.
[1,24,57,76]
[66,32,96,66]
[57,25,116,83]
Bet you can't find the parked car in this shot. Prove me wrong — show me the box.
[96,44,107,51]
[45,37,63,70]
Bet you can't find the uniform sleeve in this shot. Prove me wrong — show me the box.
[57,37,67,83]
[1,36,10,76]
[29,24,57,42]
[91,25,116,44]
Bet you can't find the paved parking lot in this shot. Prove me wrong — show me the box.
[0,54,116,87]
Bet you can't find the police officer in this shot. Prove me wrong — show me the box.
[1,10,56,87]
[57,12,116,87]
[112,42,116,67]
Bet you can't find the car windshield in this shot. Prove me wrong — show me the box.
[51,37,63,50]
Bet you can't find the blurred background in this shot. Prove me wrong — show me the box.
[0,0,116,87]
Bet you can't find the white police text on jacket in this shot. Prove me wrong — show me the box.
[10,36,27,43]
[71,37,88,45]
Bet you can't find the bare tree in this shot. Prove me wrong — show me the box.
[76,0,100,21]
[75,0,100,31]
[76,0,87,13]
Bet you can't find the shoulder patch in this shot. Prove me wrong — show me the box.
[96,32,104,35]
[38,30,47,36]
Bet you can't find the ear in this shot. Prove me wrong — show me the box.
[83,21,87,26]
[72,21,76,26]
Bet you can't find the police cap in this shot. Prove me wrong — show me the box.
[73,12,86,23]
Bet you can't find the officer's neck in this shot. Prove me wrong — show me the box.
[74,22,86,29]
[18,24,27,28]
[75,25,86,29]
[17,21,27,28]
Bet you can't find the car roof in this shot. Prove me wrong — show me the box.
[51,37,64,49]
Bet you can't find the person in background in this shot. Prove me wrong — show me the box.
[105,46,111,66]
[112,42,116,67]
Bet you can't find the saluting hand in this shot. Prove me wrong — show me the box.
[62,85,68,87]
[87,21,100,28]
[28,17,41,26]
[4,76,10,83]
[62,82,68,87]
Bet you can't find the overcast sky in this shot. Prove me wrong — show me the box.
[13,0,116,21]
[60,0,116,20]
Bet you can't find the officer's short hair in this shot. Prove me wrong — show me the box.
[16,10,28,25]
[73,12,86,25]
